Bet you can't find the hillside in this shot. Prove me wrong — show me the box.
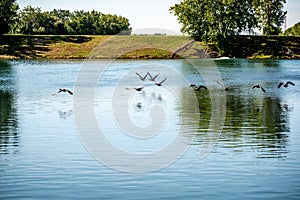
[0,35,300,59]
[0,35,209,59]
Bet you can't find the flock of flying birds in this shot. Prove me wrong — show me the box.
[125,72,168,91]
[52,72,295,96]
[190,80,295,93]
[127,72,295,94]
[51,72,168,96]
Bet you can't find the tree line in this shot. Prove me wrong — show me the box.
[1,0,131,35]
[170,0,287,53]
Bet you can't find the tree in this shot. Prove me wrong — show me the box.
[170,0,257,38]
[253,0,287,35]
[49,9,71,34]
[15,6,44,34]
[170,0,286,53]
[0,0,19,35]
[170,0,257,53]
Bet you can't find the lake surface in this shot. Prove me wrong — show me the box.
[0,59,300,199]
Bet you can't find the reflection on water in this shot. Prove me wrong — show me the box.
[0,62,18,154]
[0,90,19,154]
[184,86,291,158]
[222,94,289,158]
[58,109,73,119]
[132,92,164,112]
[0,59,300,199]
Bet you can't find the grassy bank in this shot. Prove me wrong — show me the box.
[0,35,109,59]
[0,34,299,59]
[0,35,206,59]
[209,35,300,59]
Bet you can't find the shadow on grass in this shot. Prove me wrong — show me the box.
[0,35,91,59]
[117,48,182,59]
[226,35,300,59]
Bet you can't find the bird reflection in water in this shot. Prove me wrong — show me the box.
[131,90,165,113]
[58,110,73,119]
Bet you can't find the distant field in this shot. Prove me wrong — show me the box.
[0,34,299,59]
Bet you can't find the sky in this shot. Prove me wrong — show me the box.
[16,0,300,34]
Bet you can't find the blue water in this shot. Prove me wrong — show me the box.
[0,59,300,199]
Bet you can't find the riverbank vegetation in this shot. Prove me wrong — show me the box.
[1,0,299,60]
[0,35,199,59]
[210,35,300,59]
[170,0,287,54]
[1,35,299,59]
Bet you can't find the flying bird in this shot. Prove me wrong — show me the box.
[136,72,148,81]
[252,85,266,93]
[278,81,295,88]
[135,102,142,109]
[125,87,144,91]
[224,87,231,91]
[190,84,208,91]
[147,72,160,81]
[53,88,73,95]
[216,81,231,91]
[155,77,167,86]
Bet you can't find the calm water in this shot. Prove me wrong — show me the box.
[0,59,300,199]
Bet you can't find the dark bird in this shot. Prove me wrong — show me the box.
[190,84,208,91]
[216,81,231,91]
[53,88,73,95]
[252,85,266,93]
[147,72,160,81]
[135,102,142,109]
[278,81,295,88]
[155,77,167,86]
[136,72,148,81]
[126,87,144,91]
[224,87,231,91]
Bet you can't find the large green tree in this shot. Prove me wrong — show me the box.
[253,0,287,35]
[0,0,19,35]
[170,0,286,52]
[170,0,257,38]
[170,0,257,52]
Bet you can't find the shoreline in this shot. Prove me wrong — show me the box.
[1,35,299,60]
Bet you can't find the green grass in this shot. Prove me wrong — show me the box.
[0,59,10,67]
[0,35,206,59]
[86,35,206,59]
[0,34,299,59]
[0,35,109,59]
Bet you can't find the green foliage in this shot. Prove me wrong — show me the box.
[0,59,10,67]
[284,21,300,36]
[170,0,287,54]
[11,6,131,35]
[253,0,286,35]
[0,0,19,35]
[170,0,257,53]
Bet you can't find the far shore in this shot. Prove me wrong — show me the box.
[0,35,299,60]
